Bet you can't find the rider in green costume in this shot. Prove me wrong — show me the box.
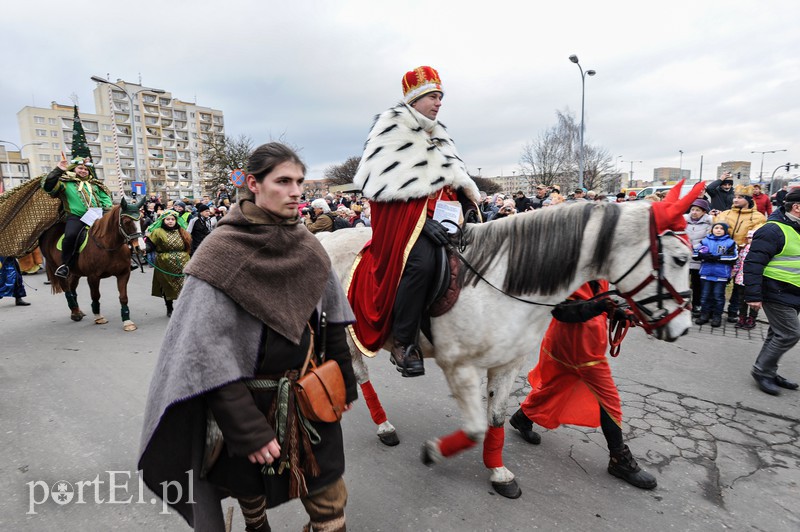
[42,156,112,278]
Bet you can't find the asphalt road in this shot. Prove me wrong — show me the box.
[1,268,798,531]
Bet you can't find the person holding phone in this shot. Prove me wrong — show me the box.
[707,171,735,213]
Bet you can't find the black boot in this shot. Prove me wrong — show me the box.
[710,315,722,327]
[608,445,657,489]
[509,409,541,444]
[389,339,424,377]
[694,313,710,325]
[15,297,30,306]
[165,299,174,317]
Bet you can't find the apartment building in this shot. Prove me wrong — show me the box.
[16,80,225,199]
[0,146,32,193]
[653,167,691,182]
[716,161,751,182]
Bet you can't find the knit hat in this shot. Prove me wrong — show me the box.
[713,221,730,234]
[402,66,443,104]
[690,198,710,212]
[174,201,186,209]
[195,203,210,213]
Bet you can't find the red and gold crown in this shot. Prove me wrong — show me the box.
[402,66,443,104]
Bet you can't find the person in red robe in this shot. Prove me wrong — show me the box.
[509,280,658,489]
[348,66,481,377]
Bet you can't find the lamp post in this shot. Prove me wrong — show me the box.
[569,54,596,190]
[90,76,165,196]
[621,159,642,189]
[678,150,684,181]
[0,140,47,189]
[751,149,787,183]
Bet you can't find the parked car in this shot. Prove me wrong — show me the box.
[635,184,696,200]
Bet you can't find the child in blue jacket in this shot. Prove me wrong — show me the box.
[693,222,738,327]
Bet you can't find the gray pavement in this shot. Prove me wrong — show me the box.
[1,269,798,531]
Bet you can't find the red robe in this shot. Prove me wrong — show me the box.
[520,281,623,428]
[347,188,459,355]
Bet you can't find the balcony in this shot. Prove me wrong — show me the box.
[160,108,173,118]
[141,94,157,103]
[144,117,160,126]
[199,113,211,122]
[146,139,162,148]
[112,90,127,101]
[159,97,171,107]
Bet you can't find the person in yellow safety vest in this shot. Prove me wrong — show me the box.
[743,188,800,396]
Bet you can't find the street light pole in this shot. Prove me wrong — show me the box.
[751,149,787,183]
[678,150,684,181]
[91,76,165,197]
[569,55,595,190]
[621,159,642,189]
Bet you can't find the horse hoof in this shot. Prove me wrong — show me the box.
[123,322,137,332]
[71,313,83,322]
[492,479,522,499]
[378,431,399,447]
[420,440,442,466]
[94,317,108,325]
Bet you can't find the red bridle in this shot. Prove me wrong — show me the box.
[610,210,692,336]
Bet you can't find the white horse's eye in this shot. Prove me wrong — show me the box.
[673,256,688,267]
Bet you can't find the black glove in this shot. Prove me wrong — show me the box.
[421,219,450,246]
[551,299,610,323]
[697,253,719,262]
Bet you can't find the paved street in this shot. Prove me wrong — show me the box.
[1,268,798,531]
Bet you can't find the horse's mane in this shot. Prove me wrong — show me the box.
[461,201,622,296]
[91,204,121,242]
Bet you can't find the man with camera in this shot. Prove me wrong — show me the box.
[303,198,335,234]
[707,172,735,214]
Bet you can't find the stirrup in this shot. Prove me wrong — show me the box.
[54,264,70,279]
[390,343,425,377]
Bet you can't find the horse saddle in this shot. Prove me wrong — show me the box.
[56,227,89,254]
[427,246,462,317]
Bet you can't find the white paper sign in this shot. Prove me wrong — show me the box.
[432,201,462,234]
[80,207,104,227]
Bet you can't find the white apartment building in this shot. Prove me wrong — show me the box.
[17,80,225,200]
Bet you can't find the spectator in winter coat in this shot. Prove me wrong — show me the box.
[693,222,737,327]
[684,198,714,317]
[751,184,772,216]
[714,186,767,322]
[706,172,735,213]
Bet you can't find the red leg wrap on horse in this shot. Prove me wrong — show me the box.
[359,381,387,425]
[439,430,477,457]
[483,426,505,468]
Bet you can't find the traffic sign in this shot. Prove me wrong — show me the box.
[132,181,146,196]
[230,169,246,188]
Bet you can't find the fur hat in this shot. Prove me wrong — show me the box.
[784,189,800,203]
[691,198,710,212]
[402,66,443,104]
[734,184,753,196]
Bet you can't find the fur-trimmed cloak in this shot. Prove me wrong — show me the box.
[348,103,480,354]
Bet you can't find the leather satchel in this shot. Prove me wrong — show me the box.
[294,324,346,423]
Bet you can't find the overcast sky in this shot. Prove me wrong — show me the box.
[2,0,798,185]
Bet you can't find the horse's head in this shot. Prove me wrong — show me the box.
[119,196,146,251]
[610,180,706,341]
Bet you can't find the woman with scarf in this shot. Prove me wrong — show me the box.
[139,142,357,532]
[146,210,191,317]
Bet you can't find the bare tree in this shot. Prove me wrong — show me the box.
[324,156,361,186]
[518,109,579,190]
[471,175,502,195]
[202,134,254,190]
[581,144,616,192]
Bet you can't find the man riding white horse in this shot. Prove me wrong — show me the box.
[349,65,481,377]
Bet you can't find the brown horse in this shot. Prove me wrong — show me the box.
[40,197,146,331]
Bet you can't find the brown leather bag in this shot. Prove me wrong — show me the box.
[294,324,346,423]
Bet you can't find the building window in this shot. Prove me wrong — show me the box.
[52,143,60,150]
[103,135,113,142]
[48,117,57,125]
[41,165,50,173]
[102,124,112,131]
[35,129,47,136]
[51,130,59,137]
[39,154,51,161]
[34,116,45,124]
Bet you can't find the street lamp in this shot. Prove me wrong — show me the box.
[569,54,596,190]
[678,150,684,181]
[90,76,165,196]
[621,159,642,189]
[751,149,787,183]
[0,140,47,189]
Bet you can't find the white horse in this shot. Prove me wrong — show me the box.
[317,182,703,498]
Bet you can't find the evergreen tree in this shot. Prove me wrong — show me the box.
[70,105,91,160]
